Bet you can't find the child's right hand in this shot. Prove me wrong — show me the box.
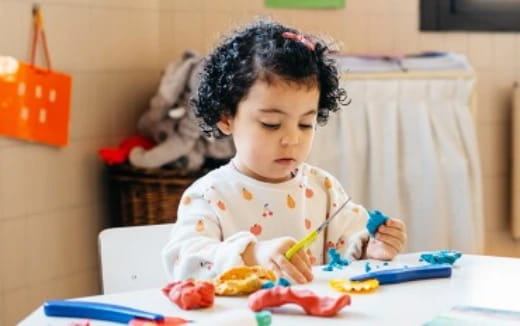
[243,237,313,284]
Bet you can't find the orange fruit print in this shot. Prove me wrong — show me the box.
[183,196,192,205]
[287,195,296,209]
[324,177,332,189]
[242,188,253,200]
[250,223,262,236]
[195,220,205,232]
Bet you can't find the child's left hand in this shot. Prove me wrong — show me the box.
[366,218,407,260]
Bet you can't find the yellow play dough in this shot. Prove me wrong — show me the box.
[213,265,276,296]
[329,278,379,293]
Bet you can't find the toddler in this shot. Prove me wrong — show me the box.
[162,20,407,283]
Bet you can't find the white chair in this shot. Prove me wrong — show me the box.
[98,223,173,294]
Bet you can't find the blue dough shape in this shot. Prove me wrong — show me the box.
[420,250,462,265]
[262,277,291,289]
[366,210,389,236]
[322,265,333,271]
[277,277,291,287]
[322,247,350,271]
[261,281,275,289]
[255,310,272,326]
[365,261,372,272]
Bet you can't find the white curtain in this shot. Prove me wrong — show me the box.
[308,77,484,254]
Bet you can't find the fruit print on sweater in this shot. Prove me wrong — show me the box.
[162,162,370,281]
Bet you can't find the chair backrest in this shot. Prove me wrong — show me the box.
[98,223,173,294]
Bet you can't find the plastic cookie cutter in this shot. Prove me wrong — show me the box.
[349,264,452,285]
[329,278,379,294]
[285,196,352,259]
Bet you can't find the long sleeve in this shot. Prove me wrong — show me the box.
[161,186,256,281]
[162,162,373,278]
[321,173,370,262]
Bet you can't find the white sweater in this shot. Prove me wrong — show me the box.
[162,162,370,281]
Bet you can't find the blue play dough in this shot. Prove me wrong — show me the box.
[277,277,291,287]
[255,310,272,326]
[364,261,371,272]
[420,250,462,265]
[366,210,389,236]
[322,247,350,271]
[261,277,291,289]
[261,281,274,289]
[322,265,333,272]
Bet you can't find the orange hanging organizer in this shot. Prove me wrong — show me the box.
[0,4,72,146]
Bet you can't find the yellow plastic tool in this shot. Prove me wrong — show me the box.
[285,196,352,259]
[329,278,379,293]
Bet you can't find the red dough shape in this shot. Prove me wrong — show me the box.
[129,317,189,326]
[162,280,215,310]
[248,286,350,317]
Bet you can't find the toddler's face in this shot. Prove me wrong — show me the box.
[218,77,319,183]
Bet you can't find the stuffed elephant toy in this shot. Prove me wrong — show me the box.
[129,51,234,173]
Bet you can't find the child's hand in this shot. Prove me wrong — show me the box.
[245,237,313,284]
[366,218,407,260]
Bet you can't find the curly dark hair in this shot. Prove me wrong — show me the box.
[193,19,349,137]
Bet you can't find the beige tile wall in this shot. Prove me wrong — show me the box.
[0,0,161,324]
[1,0,519,323]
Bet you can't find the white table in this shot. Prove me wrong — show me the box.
[19,253,520,325]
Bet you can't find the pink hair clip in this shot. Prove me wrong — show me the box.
[281,31,315,51]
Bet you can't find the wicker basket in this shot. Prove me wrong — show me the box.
[106,164,200,226]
